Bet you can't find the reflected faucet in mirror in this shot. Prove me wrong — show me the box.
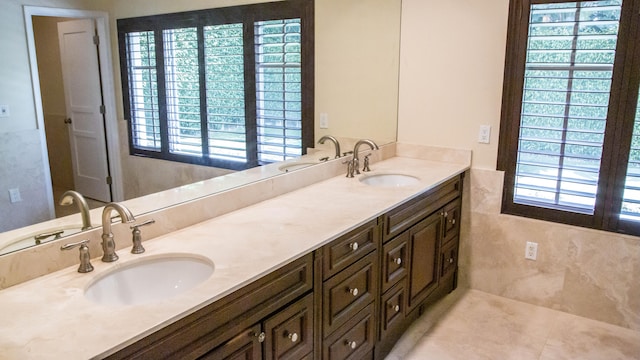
[318,135,341,159]
[59,190,92,230]
[101,203,136,262]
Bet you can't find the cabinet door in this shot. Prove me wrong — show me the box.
[379,282,406,339]
[441,198,461,246]
[323,304,375,360]
[381,231,408,293]
[263,293,314,360]
[406,211,442,313]
[200,324,262,360]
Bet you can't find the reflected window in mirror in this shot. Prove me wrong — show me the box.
[117,0,314,171]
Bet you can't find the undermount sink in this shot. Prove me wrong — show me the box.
[278,161,317,172]
[85,254,214,306]
[359,173,420,187]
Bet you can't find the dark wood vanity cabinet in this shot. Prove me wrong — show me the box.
[104,173,464,360]
[375,174,463,359]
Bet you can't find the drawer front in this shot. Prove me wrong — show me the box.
[323,220,379,280]
[442,198,461,246]
[323,304,376,360]
[441,237,459,279]
[323,252,378,337]
[381,232,408,293]
[380,282,406,340]
[264,293,314,360]
[383,175,461,241]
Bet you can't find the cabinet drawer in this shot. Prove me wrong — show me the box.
[380,282,406,340]
[323,220,379,280]
[442,198,461,246]
[381,232,408,293]
[322,304,376,360]
[264,293,314,360]
[441,237,459,279]
[323,252,378,337]
[383,175,461,241]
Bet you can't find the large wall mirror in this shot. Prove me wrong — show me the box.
[0,0,401,254]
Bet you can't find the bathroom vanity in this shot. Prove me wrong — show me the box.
[0,147,469,360]
[105,175,463,360]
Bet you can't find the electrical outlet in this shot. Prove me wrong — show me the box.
[319,113,329,129]
[478,125,491,144]
[9,188,22,203]
[0,105,9,118]
[525,241,538,260]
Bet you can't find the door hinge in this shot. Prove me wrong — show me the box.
[100,105,106,114]
[93,34,100,46]
[106,176,112,185]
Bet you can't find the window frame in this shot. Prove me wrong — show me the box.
[497,0,640,235]
[116,0,314,171]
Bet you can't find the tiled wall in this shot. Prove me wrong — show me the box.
[459,168,640,331]
[0,130,51,232]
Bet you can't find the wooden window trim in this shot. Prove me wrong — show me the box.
[497,0,640,235]
[117,0,314,171]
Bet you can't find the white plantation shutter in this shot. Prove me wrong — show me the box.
[255,19,303,163]
[514,1,622,214]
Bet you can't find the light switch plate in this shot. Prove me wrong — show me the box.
[478,125,491,144]
[319,113,329,129]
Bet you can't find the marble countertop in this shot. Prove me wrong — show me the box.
[0,156,468,359]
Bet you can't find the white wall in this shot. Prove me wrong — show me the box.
[398,0,508,169]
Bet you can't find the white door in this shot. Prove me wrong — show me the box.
[58,19,111,202]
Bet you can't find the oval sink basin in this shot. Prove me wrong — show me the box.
[359,173,420,187]
[278,161,317,172]
[85,254,214,306]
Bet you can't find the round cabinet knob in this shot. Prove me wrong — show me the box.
[393,304,400,312]
[349,287,359,297]
[350,242,359,251]
[449,257,454,264]
[288,332,299,343]
[393,257,402,265]
[253,331,266,343]
[345,340,357,349]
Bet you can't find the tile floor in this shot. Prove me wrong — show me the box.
[386,289,640,360]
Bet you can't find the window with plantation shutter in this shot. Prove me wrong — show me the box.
[498,0,640,235]
[117,1,313,171]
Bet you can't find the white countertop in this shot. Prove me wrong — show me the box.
[0,156,468,359]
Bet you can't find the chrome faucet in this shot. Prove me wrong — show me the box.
[351,139,379,175]
[101,202,136,262]
[318,135,341,159]
[59,190,92,230]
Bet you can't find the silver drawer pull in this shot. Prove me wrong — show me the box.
[349,287,359,297]
[350,242,359,251]
[449,257,454,264]
[394,304,400,312]
[393,257,402,265]
[345,340,357,349]
[288,332,299,343]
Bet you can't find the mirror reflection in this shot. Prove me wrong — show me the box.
[0,0,400,255]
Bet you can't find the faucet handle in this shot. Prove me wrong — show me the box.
[342,151,353,157]
[363,153,372,172]
[342,159,355,178]
[130,219,155,254]
[61,239,94,273]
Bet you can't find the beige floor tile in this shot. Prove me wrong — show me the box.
[539,312,640,360]
[387,289,640,360]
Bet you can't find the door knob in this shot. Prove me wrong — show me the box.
[64,118,72,124]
